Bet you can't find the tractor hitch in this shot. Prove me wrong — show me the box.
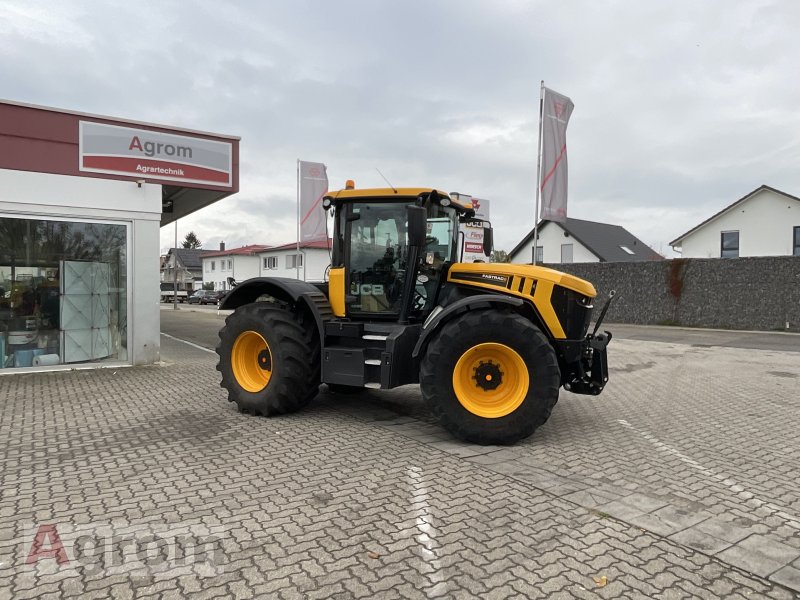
[561,329,612,396]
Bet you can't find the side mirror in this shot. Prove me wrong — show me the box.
[483,226,494,256]
[407,205,427,247]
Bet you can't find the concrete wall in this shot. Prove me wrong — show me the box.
[549,256,800,332]
[678,188,800,258]
[511,222,599,264]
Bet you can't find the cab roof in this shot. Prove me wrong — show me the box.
[324,187,474,213]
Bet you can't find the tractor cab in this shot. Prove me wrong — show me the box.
[324,187,489,322]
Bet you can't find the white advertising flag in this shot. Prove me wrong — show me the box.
[539,87,574,223]
[299,161,329,243]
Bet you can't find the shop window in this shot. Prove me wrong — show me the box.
[0,217,128,370]
[721,231,739,258]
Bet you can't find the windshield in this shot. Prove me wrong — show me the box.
[346,201,457,315]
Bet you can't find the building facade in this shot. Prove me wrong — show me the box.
[510,218,662,264]
[161,248,210,292]
[258,240,331,282]
[201,245,268,290]
[0,100,238,373]
[671,185,800,258]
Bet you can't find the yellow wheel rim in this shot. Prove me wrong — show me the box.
[231,331,273,393]
[452,342,529,418]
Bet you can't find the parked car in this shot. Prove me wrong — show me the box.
[188,290,221,305]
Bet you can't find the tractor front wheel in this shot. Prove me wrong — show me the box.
[420,310,560,445]
[216,303,320,415]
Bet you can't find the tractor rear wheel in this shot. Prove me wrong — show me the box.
[216,303,320,415]
[420,310,560,445]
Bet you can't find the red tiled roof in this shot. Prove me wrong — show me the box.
[262,239,332,252]
[202,244,271,258]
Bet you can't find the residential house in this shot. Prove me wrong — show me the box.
[509,218,662,264]
[202,244,270,290]
[258,240,332,281]
[161,248,211,291]
[670,185,800,258]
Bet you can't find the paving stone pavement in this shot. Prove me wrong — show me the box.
[0,331,797,599]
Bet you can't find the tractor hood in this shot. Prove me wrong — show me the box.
[447,262,596,298]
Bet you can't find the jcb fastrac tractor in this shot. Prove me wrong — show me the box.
[216,185,612,445]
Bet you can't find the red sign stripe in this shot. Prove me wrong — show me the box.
[82,156,230,184]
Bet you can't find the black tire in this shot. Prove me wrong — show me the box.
[420,310,560,445]
[216,303,320,415]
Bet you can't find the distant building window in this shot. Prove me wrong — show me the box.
[264,256,278,269]
[620,245,635,255]
[286,254,303,269]
[794,226,800,257]
[532,246,543,263]
[205,262,209,272]
[227,259,232,270]
[211,261,215,271]
[561,244,573,263]
[721,231,739,258]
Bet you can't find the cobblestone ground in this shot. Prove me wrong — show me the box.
[0,331,798,599]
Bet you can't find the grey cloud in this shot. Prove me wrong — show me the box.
[3,0,800,258]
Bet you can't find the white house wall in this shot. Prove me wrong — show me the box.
[679,189,800,258]
[259,248,331,281]
[203,255,260,290]
[511,222,599,264]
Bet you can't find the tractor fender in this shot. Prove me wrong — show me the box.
[219,277,332,345]
[411,294,525,359]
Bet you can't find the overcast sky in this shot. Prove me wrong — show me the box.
[3,0,800,257]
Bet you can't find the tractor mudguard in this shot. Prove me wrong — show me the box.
[411,294,525,359]
[219,277,332,346]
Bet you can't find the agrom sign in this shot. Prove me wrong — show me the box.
[79,122,233,187]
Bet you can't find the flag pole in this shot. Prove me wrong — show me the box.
[296,159,301,280]
[532,81,545,265]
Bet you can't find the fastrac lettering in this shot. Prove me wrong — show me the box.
[129,136,193,159]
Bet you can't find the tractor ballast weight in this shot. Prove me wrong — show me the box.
[217,186,611,445]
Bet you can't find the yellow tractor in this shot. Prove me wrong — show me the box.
[217,186,612,445]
